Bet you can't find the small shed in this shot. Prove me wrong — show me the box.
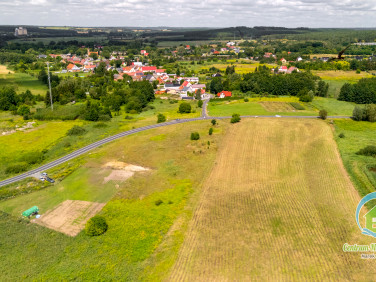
[22,206,39,217]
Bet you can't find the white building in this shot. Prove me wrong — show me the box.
[15,27,27,36]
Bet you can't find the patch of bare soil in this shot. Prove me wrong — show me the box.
[32,200,105,236]
[102,161,149,183]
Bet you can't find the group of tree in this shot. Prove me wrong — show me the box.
[352,104,376,122]
[338,78,376,104]
[0,87,42,116]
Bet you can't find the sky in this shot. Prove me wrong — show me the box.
[1,0,376,28]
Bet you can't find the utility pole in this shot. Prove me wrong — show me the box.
[47,61,53,110]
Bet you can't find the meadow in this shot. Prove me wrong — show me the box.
[169,118,375,280]
[0,119,227,280]
[334,120,376,198]
[208,96,355,117]
[0,98,200,180]
[0,66,47,96]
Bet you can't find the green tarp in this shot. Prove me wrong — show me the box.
[22,206,39,217]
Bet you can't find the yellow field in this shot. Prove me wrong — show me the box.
[169,118,376,280]
[0,65,13,74]
[312,70,372,81]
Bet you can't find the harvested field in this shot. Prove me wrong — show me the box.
[259,101,295,112]
[33,200,105,236]
[169,118,376,281]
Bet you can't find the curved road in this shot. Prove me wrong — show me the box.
[0,99,351,187]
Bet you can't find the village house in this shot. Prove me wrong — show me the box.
[217,91,232,98]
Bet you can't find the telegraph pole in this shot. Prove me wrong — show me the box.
[47,61,53,110]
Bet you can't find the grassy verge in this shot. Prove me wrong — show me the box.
[334,119,376,198]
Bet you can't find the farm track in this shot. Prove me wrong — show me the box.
[168,118,376,281]
[0,97,350,187]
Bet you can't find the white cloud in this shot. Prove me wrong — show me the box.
[0,0,375,27]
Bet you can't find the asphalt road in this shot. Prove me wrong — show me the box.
[0,99,351,187]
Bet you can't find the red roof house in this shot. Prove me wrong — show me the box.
[217,91,232,98]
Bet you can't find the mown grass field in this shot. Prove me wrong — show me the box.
[334,120,376,198]
[208,97,316,116]
[208,96,355,117]
[169,118,375,280]
[0,119,227,280]
[0,65,47,95]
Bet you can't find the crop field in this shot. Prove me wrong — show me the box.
[259,101,295,112]
[0,66,48,95]
[169,118,375,280]
[312,70,372,82]
[334,120,376,198]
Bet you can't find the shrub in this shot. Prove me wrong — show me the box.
[338,133,345,138]
[155,199,163,206]
[98,115,111,121]
[290,102,305,110]
[244,98,249,102]
[17,104,30,116]
[85,215,108,236]
[190,132,200,140]
[5,162,28,174]
[353,106,366,121]
[231,113,241,123]
[198,100,203,108]
[299,94,313,102]
[211,119,217,126]
[124,115,134,120]
[178,102,192,113]
[129,109,138,114]
[356,146,376,157]
[93,122,108,128]
[21,151,44,165]
[209,128,213,135]
[66,125,87,136]
[157,113,166,123]
[319,109,328,120]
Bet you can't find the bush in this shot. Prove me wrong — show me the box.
[93,122,108,128]
[85,215,108,236]
[353,106,366,121]
[211,119,217,126]
[231,113,241,123]
[244,98,249,102]
[157,113,166,123]
[66,125,87,136]
[209,128,213,135]
[190,132,200,140]
[356,146,376,157]
[21,151,44,165]
[338,133,345,138]
[197,100,203,108]
[5,162,28,174]
[155,199,163,206]
[98,115,111,121]
[17,104,30,116]
[299,94,313,102]
[290,102,305,110]
[178,102,192,113]
[319,109,328,120]
[124,115,134,120]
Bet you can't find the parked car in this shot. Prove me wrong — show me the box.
[45,177,55,183]
[42,172,48,176]
[39,177,46,181]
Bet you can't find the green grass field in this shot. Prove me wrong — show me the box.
[0,119,227,280]
[334,120,376,198]
[208,97,316,116]
[208,97,355,117]
[0,67,48,96]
